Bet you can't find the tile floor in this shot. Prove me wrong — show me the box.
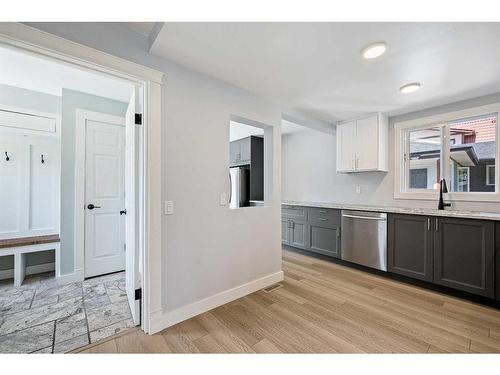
[0,271,135,353]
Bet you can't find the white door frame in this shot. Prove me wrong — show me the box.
[74,110,126,279]
[0,23,163,334]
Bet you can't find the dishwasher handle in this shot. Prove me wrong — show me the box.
[342,213,387,221]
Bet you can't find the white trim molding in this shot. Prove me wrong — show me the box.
[149,271,284,334]
[394,102,500,202]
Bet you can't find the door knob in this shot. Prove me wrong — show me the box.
[120,209,127,215]
[87,204,101,210]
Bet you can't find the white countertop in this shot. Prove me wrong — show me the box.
[282,200,500,221]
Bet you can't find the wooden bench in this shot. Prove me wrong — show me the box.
[0,235,60,287]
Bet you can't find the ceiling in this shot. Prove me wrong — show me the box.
[0,46,133,102]
[120,22,156,37]
[150,23,500,123]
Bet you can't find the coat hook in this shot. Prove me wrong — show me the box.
[41,154,45,164]
[4,151,9,161]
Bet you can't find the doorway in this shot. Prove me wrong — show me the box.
[0,39,148,352]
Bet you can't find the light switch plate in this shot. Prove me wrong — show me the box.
[164,200,174,215]
[220,193,228,206]
[356,186,362,194]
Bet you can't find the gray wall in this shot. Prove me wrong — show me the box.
[60,89,127,275]
[27,23,283,317]
[282,92,500,213]
[0,84,61,272]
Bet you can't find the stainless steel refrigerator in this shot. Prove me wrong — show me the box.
[229,166,250,208]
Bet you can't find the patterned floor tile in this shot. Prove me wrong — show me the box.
[0,271,129,354]
[89,318,135,343]
[0,321,54,353]
[55,312,88,343]
[87,300,132,332]
[53,334,89,354]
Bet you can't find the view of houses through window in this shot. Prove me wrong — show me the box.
[407,114,497,193]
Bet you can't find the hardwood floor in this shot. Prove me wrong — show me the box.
[77,248,500,353]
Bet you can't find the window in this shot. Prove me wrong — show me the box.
[395,104,499,201]
[457,167,470,192]
[407,126,441,190]
[487,165,495,186]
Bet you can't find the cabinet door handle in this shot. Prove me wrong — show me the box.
[435,218,439,232]
[427,218,430,231]
[318,218,328,221]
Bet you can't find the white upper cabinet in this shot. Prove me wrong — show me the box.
[336,113,388,173]
[336,120,356,171]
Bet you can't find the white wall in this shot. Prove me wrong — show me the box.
[26,23,283,325]
[282,93,500,213]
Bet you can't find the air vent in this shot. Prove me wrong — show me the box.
[262,283,283,293]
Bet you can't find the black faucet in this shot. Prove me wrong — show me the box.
[438,179,451,210]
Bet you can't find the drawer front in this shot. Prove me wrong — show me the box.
[282,205,308,220]
[308,214,341,228]
[308,207,340,218]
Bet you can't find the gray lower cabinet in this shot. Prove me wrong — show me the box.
[388,214,433,282]
[388,213,495,298]
[281,218,290,245]
[433,217,495,298]
[496,223,500,301]
[290,220,308,249]
[282,218,308,250]
[308,223,340,258]
[282,206,341,258]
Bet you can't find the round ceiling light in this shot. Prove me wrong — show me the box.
[399,82,421,94]
[361,42,387,59]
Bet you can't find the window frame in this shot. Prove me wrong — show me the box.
[457,166,470,192]
[394,103,500,202]
[486,164,495,186]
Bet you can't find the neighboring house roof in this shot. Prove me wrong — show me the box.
[450,115,496,142]
[410,140,496,165]
[468,140,496,161]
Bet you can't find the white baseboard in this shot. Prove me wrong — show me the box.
[56,268,84,285]
[0,262,55,281]
[149,270,284,334]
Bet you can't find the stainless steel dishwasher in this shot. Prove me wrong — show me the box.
[341,210,387,271]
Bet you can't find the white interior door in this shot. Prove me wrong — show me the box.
[125,87,141,325]
[84,118,125,278]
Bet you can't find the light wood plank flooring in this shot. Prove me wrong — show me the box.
[77,249,500,353]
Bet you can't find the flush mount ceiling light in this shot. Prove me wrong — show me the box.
[361,42,387,59]
[399,82,421,94]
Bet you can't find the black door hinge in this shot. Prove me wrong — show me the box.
[135,288,142,300]
[135,113,142,125]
